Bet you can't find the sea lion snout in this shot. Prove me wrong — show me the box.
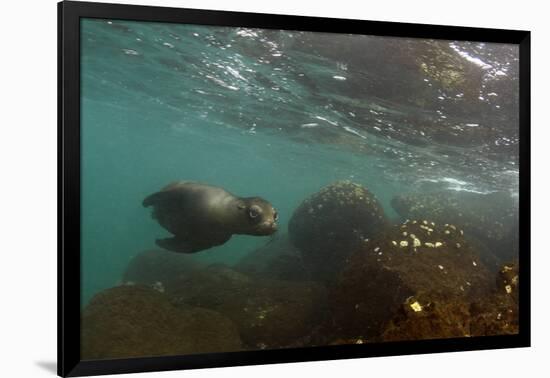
[253,223,277,236]
[262,219,278,233]
[240,197,279,236]
[249,212,278,235]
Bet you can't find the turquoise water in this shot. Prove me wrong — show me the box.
[80,19,519,306]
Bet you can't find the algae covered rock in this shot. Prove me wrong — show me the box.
[496,262,519,302]
[468,297,519,336]
[465,263,519,337]
[288,180,388,281]
[81,285,243,360]
[380,297,473,342]
[167,264,327,349]
[391,191,519,266]
[382,278,519,342]
[329,219,493,340]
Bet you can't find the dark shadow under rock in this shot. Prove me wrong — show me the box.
[234,233,310,281]
[167,264,328,350]
[328,219,494,341]
[122,249,202,287]
[81,285,243,360]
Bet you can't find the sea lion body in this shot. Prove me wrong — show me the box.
[143,181,278,253]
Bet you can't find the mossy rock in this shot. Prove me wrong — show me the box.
[380,296,472,341]
[391,191,519,268]
[81,285,243,360]
[469,293,519,336]
[496,262,519,303]
[329,219,493,340]
[288,180,388,282]
[167,264,328,349]
[382,288,519,342]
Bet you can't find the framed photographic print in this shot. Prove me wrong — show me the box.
[58,0,530,376]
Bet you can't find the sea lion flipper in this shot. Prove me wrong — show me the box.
[155,237,197,254]
[143,190,182,208]
[156,233,232,254]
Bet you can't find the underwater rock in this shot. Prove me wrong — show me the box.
[380,261,519,341]
[234,233,310,281]
[467,262,519,336]
[496,262,519,303]
[293,36,517,143]
[329,219,493,340]
[122,249,202,287]
[380,296,472,341]
[381,283,519,342]
[288,180,388,282]
[81,285,243,360]
[331,295,518,344]
[391,191,519,267]
[469,296,518,336]
[167,264,328,349]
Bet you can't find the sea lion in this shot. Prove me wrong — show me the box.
[143,181,278,253]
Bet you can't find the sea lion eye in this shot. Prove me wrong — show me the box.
[248,207,260,219]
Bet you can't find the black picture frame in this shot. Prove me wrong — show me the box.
[58,1,531,376]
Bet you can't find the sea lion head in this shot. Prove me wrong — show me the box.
[236,197,278,236]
